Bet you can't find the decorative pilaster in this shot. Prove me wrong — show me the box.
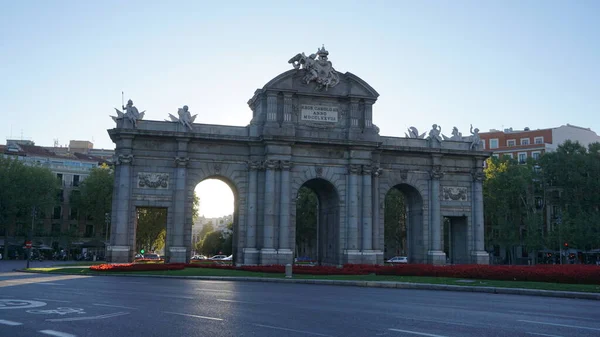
[246,161,261,249]
[349,99,360,128]
[361,165,373,251]
[347,164,361,250]
[278,161,292,250]
[364,101,373,128]
[471,163,488,264]
[262,160,278,249]
[171,137,190,263]
[266,92,278,123]
[113,153,134,248]
[283,93,293,123]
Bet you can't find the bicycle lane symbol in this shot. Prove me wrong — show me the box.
[27,307,86,315]
[0,299,47,310]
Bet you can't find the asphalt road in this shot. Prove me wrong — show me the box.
[0,263,599,337]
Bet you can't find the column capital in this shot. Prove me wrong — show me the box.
[430,165,444,180]
[116,154,134,166]
[472,169,485,182]
[348,164,361,174]
[361,165,372,175]
[279,160,293,171]
[372,167,383,177]
[264,160,278,170]
[174,156,189,167]
[246,160,262,171]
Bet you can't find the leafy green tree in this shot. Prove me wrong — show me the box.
[384,188,407,257]
[295,187,317,258]
[200,231,224,256]
[72,166,113,237]
[136,208,167,253]
[192,193,200,221]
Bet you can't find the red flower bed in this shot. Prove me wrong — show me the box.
[89,262,600,285]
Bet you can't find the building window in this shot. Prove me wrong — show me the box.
[53,206,62,219]
[85,224,94,237]
[520,138,530,145]
[490,139,499,149]
[482,140,485,149]
[492,154,499,159]
[518,152,527,164]
[503,153,513,159]
[57,190,64,203]
[56,173,63,185]
[532,151,541,160]
[73,175,80,187]
[507,139,516,147]
[70,208,79,220]
[51,223,61,234]
[534,136,544,144]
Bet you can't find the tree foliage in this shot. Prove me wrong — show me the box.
[384,188,407,257]
[135,208,167,253]
[72,166,113,230]
[295,186,318,257]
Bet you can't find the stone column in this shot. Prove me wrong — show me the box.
[260,159,278,264]
[361,165,372,251]
[349,99,360,128]
[427,163,446,265]
[170,138,190,263]
[266,92,278,123]
[243,161,260,264]
[278,160,293,263]
[471,160,489,264]
[371,167,383,262]
[109,153,134,262]
[282,93,293,123]
[364,101,374,128]
[345,164,361,263]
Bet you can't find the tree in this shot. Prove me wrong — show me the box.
[72,165,113,236]
[192,193,200,221]
[136,208,167,253]
[384,188,407,257]
[295,187,318,258]
[200,231,224,256]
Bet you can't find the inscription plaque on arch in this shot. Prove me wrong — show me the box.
[300,104,338,123]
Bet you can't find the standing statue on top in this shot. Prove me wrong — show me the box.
[288,45,340,91]
[167,105,197,131]
[111,99,145,128]
[468,124,481,150]
[427,124,443,143]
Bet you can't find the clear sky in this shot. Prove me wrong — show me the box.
[2,1,599,217]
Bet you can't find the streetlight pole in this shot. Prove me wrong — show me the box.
[26,206,35,269]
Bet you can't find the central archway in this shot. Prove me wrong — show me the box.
[294,178,340,265]
[383,183,424,263]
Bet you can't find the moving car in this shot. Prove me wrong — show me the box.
[191,255,207,260]
[210,255,228,260]
[386,256,408,264]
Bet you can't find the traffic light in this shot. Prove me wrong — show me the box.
[141,249,145,254]
[563,242,568,248]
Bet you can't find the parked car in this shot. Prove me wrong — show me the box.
[222,255,232,261]
[191,255,207,260]
[143,253,161,260]
[210,255,228,260]
[386,256,408,264]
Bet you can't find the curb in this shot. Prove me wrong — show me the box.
[17,269,600,301]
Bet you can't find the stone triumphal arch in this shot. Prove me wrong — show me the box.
[107,47,490,265]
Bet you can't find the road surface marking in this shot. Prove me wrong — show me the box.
[34,283,65,285]
[509,310,597,322]
[34,298,71,303]
[395,315,480,328]
[39,330,76,337]
[0,299,47,310]
[46,311,129,322]
[253,323,334,337]
[217,299,256,304]
[518,320,600,332]
[526,333,564,337]
[389,328,449,337]
[27,307,86,315]
[196,288,233,293]
[0,319,23,326]
[164,311,223,321]
[0,275,89,288]
[93,303,138,310]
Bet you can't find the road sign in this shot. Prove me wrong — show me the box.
[25,241,32,249]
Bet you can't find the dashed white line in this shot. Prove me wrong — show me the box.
[526,332,565,337]
[388,328,449,337]
[0,319,23,326]
[163,311,223,321]
[93,303,138,310]
[518,320,600,332]
[253,323,334,336]
[34,283,65,286]
[33,298,71,303]
[46,311,129,322]
[196,288,233,293]
[39,330,76,337]
[217,299,256,304]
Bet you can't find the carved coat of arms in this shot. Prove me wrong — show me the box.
[288,45,340,91]
[138,173,169,189]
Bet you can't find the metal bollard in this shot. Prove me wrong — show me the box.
[285,263,292,278]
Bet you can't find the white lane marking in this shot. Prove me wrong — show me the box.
[253,323,334,337]
[163,311,223,321]
[46,311,129,322]
[508,310,597,322]
[34,283,65,286]
[388,328,449,337]
[34,298,71,303]
[39,330,76,337]
[217,299,256,304]
[526,333,565,337]
[0,319,23,326]
[518,320,600,332]
[396,315,480,328]
[93,303,138,310]
[196,288,233,293]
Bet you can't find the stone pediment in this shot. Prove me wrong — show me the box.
[260,69,379,100]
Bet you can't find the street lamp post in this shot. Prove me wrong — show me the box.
[26,206,36,269]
